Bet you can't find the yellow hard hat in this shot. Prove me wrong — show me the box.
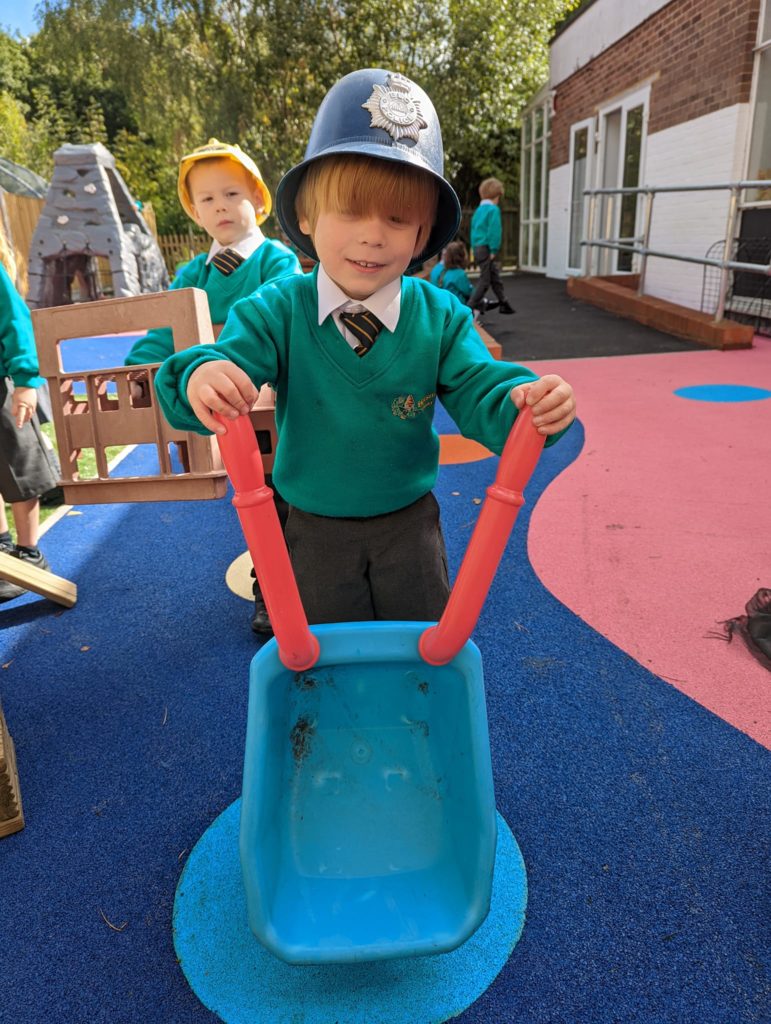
[177,138,272,225]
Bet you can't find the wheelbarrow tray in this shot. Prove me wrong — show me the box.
[240,621,497,965]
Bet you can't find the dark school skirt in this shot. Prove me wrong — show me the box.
[0,380,59,503]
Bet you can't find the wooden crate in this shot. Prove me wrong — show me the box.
[0,705,24,839]
[32,288,229,503]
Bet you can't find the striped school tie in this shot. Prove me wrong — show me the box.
[339,309,383,356]
[211,248,245,275]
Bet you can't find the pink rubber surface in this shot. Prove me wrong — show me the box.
[527,339,771,748]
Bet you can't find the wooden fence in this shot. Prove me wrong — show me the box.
[0,193,45,296]
[157,230,209,275]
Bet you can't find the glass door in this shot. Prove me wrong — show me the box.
[567,118,595,272]
[596,87,649,274]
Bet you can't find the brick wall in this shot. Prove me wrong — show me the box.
[550,0,760,168]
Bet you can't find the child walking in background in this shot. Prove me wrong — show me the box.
[155,69,575,626]
[468,177,515,316]
[0,237,59,602]
[125,139,302,635]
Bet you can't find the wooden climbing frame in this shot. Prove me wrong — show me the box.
[32,288,230,503]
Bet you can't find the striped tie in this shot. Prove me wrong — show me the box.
[211,248,245,276]
[339,309,383,356]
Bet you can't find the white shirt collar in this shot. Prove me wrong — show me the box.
[316,264,401,334]
[206,225,265,264]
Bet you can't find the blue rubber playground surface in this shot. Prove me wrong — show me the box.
[0,316,768,1023]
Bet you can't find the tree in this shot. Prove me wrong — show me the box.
[6,0,580,230]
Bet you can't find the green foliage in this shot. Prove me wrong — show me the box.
[1,0,580,226]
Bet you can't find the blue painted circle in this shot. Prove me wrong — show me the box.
[173,800,527,1024]
[674,384,771,403]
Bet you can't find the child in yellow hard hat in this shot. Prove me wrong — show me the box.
[126,139,302,635]
[126,139,301,367]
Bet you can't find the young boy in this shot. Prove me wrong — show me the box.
[155,69,575,626]
[467,177,515,316]
[0,241,59,602]
[125,139,302,635]
[125,138,301,367]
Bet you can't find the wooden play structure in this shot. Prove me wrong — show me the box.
[27,143,168,309]
[32,288,226,503]
[0,703,24,838]
[31,287,278,504]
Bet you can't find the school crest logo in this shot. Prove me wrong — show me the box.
[362,73,428,143]
[391,392,436,420]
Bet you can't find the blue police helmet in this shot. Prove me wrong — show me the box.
[276,68,461,264]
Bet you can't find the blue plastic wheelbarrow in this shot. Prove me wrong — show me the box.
[217,410,544,964]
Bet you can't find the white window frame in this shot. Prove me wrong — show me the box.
[594,83,650,274]
[566,116,596,274]
[744,0,771,207]
[519,93,551,272]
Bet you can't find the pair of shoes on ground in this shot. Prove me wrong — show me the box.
[474,299,516,316]
[0,543,52,602]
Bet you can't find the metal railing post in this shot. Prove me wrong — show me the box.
[714,186,740,323]
[637,190,655,296]
[583,192,596,276]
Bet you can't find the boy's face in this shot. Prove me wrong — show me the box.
[187,160,264,247]
[299,209,423,300]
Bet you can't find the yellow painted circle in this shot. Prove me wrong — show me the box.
[225,550,254,601]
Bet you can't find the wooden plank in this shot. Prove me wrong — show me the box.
[0,708,25,838]
[0,552,77,608]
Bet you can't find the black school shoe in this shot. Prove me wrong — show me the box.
[0,546,52,602]
[498,300,516,314]
[251,590,274,636]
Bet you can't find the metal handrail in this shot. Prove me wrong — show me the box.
[580,181,771,322]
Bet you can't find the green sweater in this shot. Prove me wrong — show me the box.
[124,238,301,365]
[156,269,560,518]
[429,263,473,302]
[470,202,502,255]
[0,263,45,387]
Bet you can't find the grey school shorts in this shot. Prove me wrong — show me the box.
[0,380,59,503]
[285,491,451,625]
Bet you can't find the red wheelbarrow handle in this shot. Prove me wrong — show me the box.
[215,413,320,672]
[419,406,545,666]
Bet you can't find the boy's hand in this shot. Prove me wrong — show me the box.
[12,386,37,429]
[510,374,576,436]
[127,370,151,406]
[187,360,258,434]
